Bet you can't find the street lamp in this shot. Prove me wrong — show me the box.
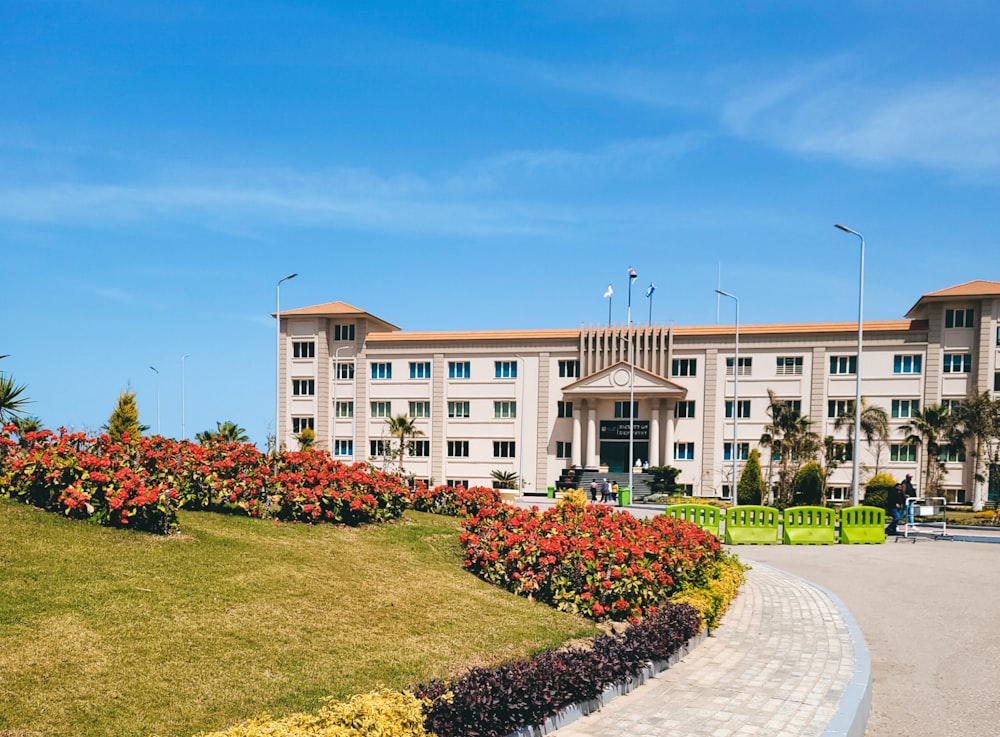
[835,224,865,507]
[275,273,298,452]
[149,365,160,435]
[715,289,739,506]
[181,354,191,440]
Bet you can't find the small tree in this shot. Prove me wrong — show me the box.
[792,462,826,506]
[0,369,31,423]
[197,420,249,445]
[297,426,316,450]
[646,465,682,495]
[490,469,520,490]
[737,448,765,505]
[107,388,147,443]
[863,472,898,511]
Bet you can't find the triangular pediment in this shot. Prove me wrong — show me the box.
[561,362,688,398]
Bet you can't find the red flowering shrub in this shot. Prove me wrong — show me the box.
[460,502,721,621]
[404,484,502,518]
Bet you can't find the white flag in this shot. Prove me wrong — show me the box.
[603,285,614,299]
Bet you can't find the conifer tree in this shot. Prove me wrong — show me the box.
[107,388,147,443]
[737,448,765,505]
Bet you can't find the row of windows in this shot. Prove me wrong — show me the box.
[368,359,569,380]
[369,400,517,419]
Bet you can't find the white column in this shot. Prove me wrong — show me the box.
[586,402,598,468]
[571,409,582,467]
[664,400,676,465]
[649,400,661,466]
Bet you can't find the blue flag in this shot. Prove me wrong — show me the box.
[646,283,656,299]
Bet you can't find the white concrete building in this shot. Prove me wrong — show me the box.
[276,280,1000,504]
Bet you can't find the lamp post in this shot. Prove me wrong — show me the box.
[333,345,352,457]
[715,290,739,506]
[275,273,298,452]
[149,365,160,435]
[181,354,191,440]
[626,267,638,505]
[835,224,865,507]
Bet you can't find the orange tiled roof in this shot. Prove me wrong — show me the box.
[275,301,401,331]
[905,280,1000,318]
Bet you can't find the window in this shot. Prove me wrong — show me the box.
[292,379,315,396]
[449,361,471,379]
[890,444,917,462]
[494,361,517,378]
[943,353,972,374]
[830,443,853,461]
[941,399,961,414]
[776,356,803,375]
[409,440,430,457]
[371,362,392,380]
[493,440,516,458]
[828,486,849,502]
[614,401,638,418]
[334,324,355,341]
[829,355,857,375]
[448,401,470,418]
[675,484,694,496]
[409,401,431,418]
[672,358,697,377]
[725,357,752,376]
[557,401,574,418]
[335,401,353,418]
[494,401,516,419]
[446,479,469,489]
[335,362,355,379]
[370,401,391,418]
[828,399,855,418]
[781,399,803,414]
[409,362,431,379]
[370,439,390,457]
[939,446,966,463]
[556,441,572,459]
[333,439,353,456]
[996,372,1000,392]
[723,442,749,461]
[558,360,580,378]
[674,442,695,460]
[291,417,314,434]
[893,355,923,374]
[293,341,315,359]
[448,440,470,457]
[725,400,750,419]
[675,400,696,418]
[945,308,974,328]
[891,399,920,419]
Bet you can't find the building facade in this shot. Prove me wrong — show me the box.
[276,281,1000,504]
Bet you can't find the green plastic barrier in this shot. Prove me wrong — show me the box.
[664,504,722,537]
[839,505,886,544]
[619,488,632,505]
[782,505,837,545]
[724,505,781,545]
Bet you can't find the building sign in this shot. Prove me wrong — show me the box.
[599,420,649,441]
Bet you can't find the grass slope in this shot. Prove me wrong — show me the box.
[0,499,597,737]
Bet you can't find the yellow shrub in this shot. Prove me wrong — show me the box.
[556,487,588,511]
[974,510,998,520]
[671,554,747,632]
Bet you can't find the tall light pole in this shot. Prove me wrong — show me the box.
[716,289,739,506]
[626,267,638,505]
[181,354,191,440]
[275,273,298,452]
[149,365,160,435]
[835,224,865,506]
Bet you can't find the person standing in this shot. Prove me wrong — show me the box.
[600,478,611,503]
[590,479,599,502]
[886,483,906,535]
[902,473,917,526]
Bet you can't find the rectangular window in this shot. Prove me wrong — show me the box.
[725,400,750,419]
[939,446,966,463]
[370,439,390,457]
[408,440,430,457]
[557,400,574,418]
[291,417,314,434]
[945,308,974,328]
[292,378,315,396]
[409,401,431,418]
[335,362,355,380]
[675,400,696,418]
[449,361,471,379]
[893,354,923,374]
[292,341,315,359]
[448,401,470,418]
[558,360,581,378]
[941,399,961,414]
[943,353,972,374]
[995,372,1000,392]
[333,439,353,456]
[334,324,355,341]
[409,361,431,379]
[672,358,697,377]
[335,401,353,418]
[725,357,753,376]
[723,442,749,461]
[674,442,695,461]
[370,401,391,418]
[830,443,853,461]
[890,444,917,462]
[891,399,920,419]
[827,399,856,418]
[446,479,469,489]
[494,361,518,378]
[614,401,639,418]
[493,440,516,458]
[776,356,804,376]
[371,362,392,380]
[493,401,516,419]
[829,355,857,375]
[782,399,803,414]
[556,441,572,459]
[447,440,470,457]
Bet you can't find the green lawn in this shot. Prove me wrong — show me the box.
[0,499,597,737]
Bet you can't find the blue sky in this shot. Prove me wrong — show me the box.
[4,0,998,447]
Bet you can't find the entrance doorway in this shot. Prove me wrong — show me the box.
[600,441,649,473]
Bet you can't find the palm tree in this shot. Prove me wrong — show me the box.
[0,373,31,424]
[11,416,43,448]
[833,397,890,475]
[899,404,954,498]
[196,420,250,445]
[490,469,520,490]
[950,390,998,511]
[386,414,423,474]
[760,389,820,506]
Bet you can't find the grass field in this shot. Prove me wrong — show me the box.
[0,499,598,737]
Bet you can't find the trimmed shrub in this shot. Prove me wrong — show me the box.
[737,448,765,505]
[791,462,825,506]
[863,472,898,511]
[670,554,747,631]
